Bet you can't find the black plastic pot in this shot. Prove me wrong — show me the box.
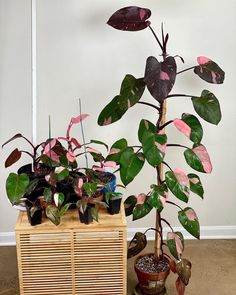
[78,204,94,225]
[107,197,122,215]
[25,203,42,226]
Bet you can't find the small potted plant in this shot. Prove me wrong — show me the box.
[98,6,225,295]
[105,190,122,215]
[2,112,117,226]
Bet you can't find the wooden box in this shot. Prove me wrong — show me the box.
[15,205,127,295]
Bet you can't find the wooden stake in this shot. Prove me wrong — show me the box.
[154,99,167,259]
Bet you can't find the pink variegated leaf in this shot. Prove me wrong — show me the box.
[165,169,190,203]
[74,178,84,195]
[43,138,57,154]
[45,150,60,162]
[87,147,101,154]
[66,149,75,162]
[184,144,212,173]
[174,119,191,138]
[71,114,89,124]
[194,56,225,84]
[178,207,200,239]
[167,232,184,260]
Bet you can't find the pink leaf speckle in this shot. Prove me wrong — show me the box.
[193,145,212,173]
[103,117,112,126]
[109,148,120,155]
[139,8,146,20]
[136,193,146,205]
[211,71,217,84]
[185,208,198,221]
[160,71,170,81]
[103,161,117,168]
[173,119,191,138]
[174,168,190,197]
[197,56,211,65]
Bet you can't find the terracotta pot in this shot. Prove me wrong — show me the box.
[134,253,170,295]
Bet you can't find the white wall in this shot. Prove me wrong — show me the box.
[0,0,236,239]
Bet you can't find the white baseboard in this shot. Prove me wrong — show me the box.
[1,226,236,246]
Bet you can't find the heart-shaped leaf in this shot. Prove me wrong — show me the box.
[191,90,221,125]
[57,203,71,218]
[144,56,177,102]
[106,138,128,162]
[56,168,69,182]
[133,202,152,221]
[194,56,225,84]
[120,148,145,186]
[184,144,212,173]
[138,119,156,143]
[176,259,192,286]
[174,114,203,143]
[149,184,168,211]
[107,6,151,31]
[43,188,53,203]
[167,232,184,260]
[176,276,186,295]
[165,169,190,203]
[178,207,200,239]
[6,173,30,204]
[46,205,60,225]
[188,173,204,198]
[5,148,22,168]
[98,75,145,126]
[124,195,137,216]
[141,130,167,167]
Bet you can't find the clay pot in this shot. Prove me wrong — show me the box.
[135,253,170,295]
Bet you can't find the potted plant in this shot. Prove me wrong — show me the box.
[98,6,225,295]
[105,190,122,215]
[2,113,117,226]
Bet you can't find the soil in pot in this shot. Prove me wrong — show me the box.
[135,254,170,295]
[25,201,42,226]
[78,204,94,225]
[107,197,121,215]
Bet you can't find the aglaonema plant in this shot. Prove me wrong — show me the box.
[98,6,225,295]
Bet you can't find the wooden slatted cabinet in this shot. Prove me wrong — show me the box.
[15,205,127,295]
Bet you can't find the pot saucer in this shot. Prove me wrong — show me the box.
[133,284,166,295]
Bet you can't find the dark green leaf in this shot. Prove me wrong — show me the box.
[57,203,71,217]
[5,148,22,168]
[106,138,128,162]
[107,6,151,31]
[176,114,203,143]
[194,57,225,84]
[184,147,207,173]
[188,173,204,198]
[178,207,200,239]
[124,195,137,216]
[6,173,30,204]
[98,75,145,126]
[25,178,39,196]
[165,170,189,203]
[138,119,156,143]
[133,203,152,221]
[191,90,221,125]
[46,205,60,225]
[56,168,69,181]
[142,130,167,167]
[91,207,98,222]
[120,148,145,185]
[83,182,97,196]
[57,192,65,208]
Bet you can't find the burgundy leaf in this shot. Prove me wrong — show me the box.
[107,6,151,31]
[2,133,23,148]
[5,148,22,168]
[176,259,192,286]
[176,277,186,295]
[144,56,177,102]
[194,56,225,84]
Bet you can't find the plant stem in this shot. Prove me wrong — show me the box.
[177,66,195,75]
[162,161,173,171]
[167,144,189,149]
[137,101,160,112]
[159,120,173,130]
[166,200,182,211]
[161,218,174,232]
[79,99,89,169]
[166,94,192,99]
[149,26,163,51]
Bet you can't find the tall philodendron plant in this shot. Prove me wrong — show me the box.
[98,6,225,294]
